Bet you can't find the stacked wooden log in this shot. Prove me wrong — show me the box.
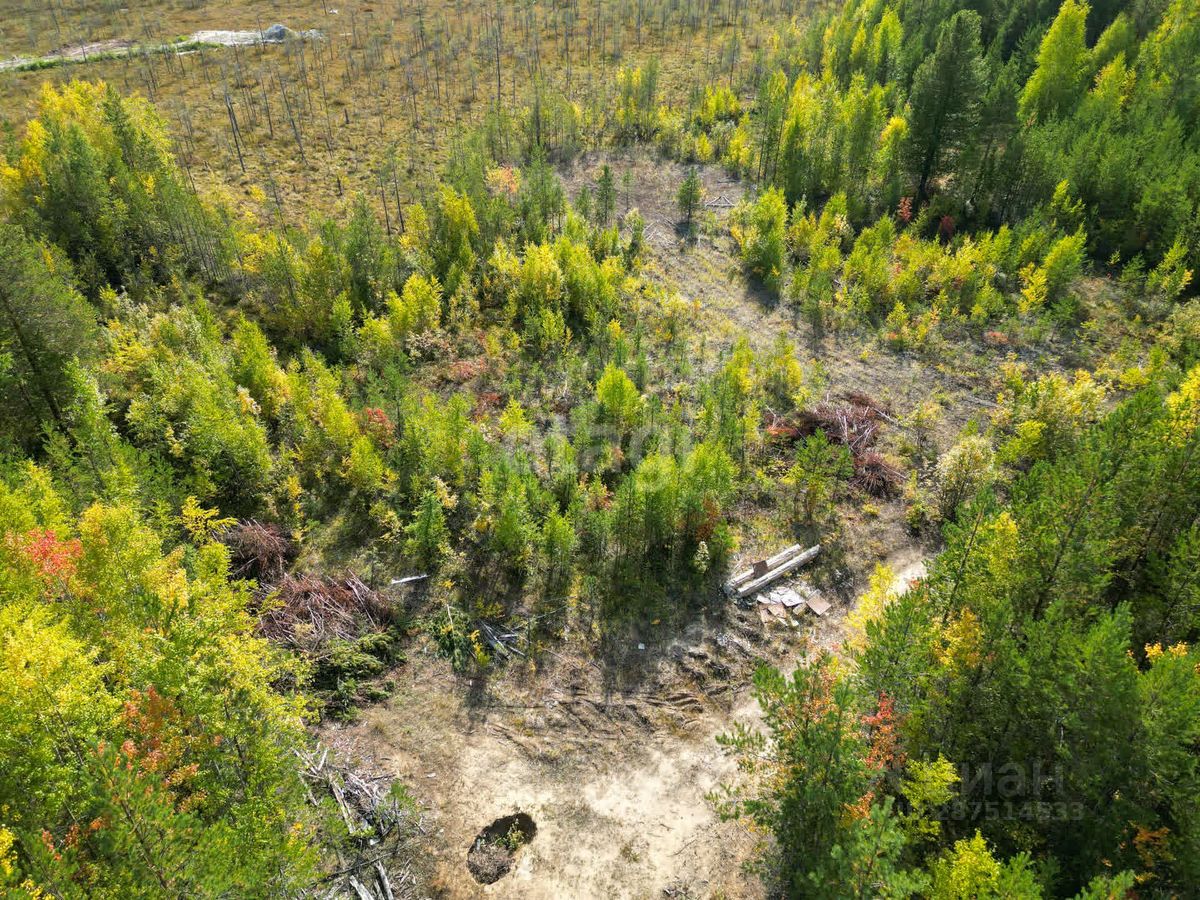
[724,544,821,599]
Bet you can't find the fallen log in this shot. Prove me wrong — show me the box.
[725,544,805,594]
[376,861,395,900]
[731,545,821,599]
[347,875,374,900]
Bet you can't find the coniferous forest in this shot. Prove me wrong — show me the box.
[0,0,1197,896]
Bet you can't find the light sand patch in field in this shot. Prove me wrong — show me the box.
[327,621,774,899]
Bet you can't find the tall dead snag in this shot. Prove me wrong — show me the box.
[275,68,308,166]
[224,90,247,173]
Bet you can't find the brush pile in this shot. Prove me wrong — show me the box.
[221,519,296,582]
[296,745,425,899]
[849,450,903,497]
[259,574,392,652]
[779,394,904,497]
[801,401,883,454]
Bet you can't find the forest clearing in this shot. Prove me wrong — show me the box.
[321,165,937,895]
[1,0,1198,897]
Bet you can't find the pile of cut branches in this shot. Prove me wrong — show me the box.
[801,401,883,454]
[221,519,296,582]
[297,745,425,899]
[259,574,392,653]
[850,450,904,497]
[796,396,903,497]
[262,574,403,718]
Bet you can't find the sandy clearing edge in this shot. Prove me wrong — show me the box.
[0,26,321,72]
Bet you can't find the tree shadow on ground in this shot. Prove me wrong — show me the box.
[586,573,749,698]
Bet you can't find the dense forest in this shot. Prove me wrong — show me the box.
[0,0,1197,896]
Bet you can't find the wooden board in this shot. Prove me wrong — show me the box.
[726,544,804,592]
[805,595,831,617]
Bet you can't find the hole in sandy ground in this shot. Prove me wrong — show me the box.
[466,812,537,884]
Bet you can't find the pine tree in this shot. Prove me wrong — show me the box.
[732,187,789,292]
[0,225,98,441]
[575,183,594,222]
[595,164,617,226]
[595,362,642,435]
[784,429,853,523]
[903,10,986,200]
[404,489,450,566]
[676,167,704,230]
[927,832,1042,899]
[540,509,576,588]
[715,658,920,897]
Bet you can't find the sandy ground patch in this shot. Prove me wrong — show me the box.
[325,607,791,899]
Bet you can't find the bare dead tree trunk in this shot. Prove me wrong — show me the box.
[224,91,247,173]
